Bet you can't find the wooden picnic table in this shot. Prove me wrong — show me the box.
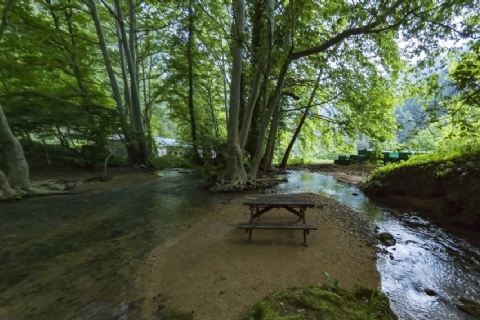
[237,196,317,245]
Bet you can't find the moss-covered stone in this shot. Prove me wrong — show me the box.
[241,284,397,320]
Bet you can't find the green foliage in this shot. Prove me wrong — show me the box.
[367,149,384,165]
[241,283,397,320]
[150,155,191,169]
[362,145,480,195]
[1,0,479,174]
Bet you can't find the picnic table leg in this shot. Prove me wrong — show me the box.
[256,206,261,221]
[302,207,308,245]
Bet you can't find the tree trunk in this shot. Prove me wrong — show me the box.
[238,0,274,150]
[248,0,292,180]
[280,71,323,169]
[88,0,132,144]
[0,103,30,192]
[114,4,133,121]
[113,0,147,164]
[261,101,281,171]
[223,0,247,185]
[187,0,200,163]
[220,43,229,123]
[206,79,220,142]
[0,169,15,198]
[0,2,29,195]
[248,57,291,179]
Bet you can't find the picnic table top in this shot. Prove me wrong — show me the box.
[242,196,315,207]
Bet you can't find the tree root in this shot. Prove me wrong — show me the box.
[210,177,287,192]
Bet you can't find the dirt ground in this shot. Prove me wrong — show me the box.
[138,193,380,320]
[28,165,160,193]
[290,163,377,184]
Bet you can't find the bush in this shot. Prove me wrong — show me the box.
[150,155,191,169]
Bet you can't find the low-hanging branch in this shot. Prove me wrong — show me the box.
[282,91,300,100]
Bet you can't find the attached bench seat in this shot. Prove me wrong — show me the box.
[237,223,317,230]
[237,223,317,245]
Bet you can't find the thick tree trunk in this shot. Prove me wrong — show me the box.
[113,0,147,164]
[238,0,274,150]
[248,0,292,180]
[223,0,247,185]
[0,169,15,198]
[0,103,30,192]
[0,6,29,195]
[280,71,323,169]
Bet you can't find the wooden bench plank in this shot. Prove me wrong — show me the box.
[242,196,315,207]
[237,223,317,230]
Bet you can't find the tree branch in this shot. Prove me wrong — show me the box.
[289,0,406,60]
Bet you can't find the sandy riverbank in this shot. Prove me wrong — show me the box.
[138,193,380,320]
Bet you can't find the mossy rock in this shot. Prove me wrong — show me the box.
[241,284,397,320]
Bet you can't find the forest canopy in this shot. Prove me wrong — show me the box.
[0,0,479,194]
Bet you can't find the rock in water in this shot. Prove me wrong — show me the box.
[379,232,396,247]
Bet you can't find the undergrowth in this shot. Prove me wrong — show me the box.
[241,275,396,320]
[362,146,480,195]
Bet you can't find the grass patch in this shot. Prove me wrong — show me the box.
[241,284,397,320]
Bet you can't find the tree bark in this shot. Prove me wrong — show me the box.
[248,0,293,179]
[223,0,247,184]
[261,101,281,171]
[187,0,199,163]
[238,0,274,150]
[0,169,15,198]
[0,1,29,196]
[0,103,30,191]
[280,71,323,169]
[113,0,147,164]
[248,56,291,179]
[114,4,133,121]
[88,0,142,163]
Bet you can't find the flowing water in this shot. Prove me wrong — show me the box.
[274,171,480,320]
[0,171,227,320]
[1,170,479,319]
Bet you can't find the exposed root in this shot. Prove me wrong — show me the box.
[210,177,287,192]
[211,178,254,192]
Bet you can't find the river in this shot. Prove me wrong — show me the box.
[0,170,479,319]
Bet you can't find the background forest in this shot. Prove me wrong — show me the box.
[0,0,479,195]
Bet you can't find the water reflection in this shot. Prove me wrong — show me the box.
[275,171,480,320]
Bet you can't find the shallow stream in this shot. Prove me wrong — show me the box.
[275,171,480,320]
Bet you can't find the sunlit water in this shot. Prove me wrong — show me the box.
[275,171,480,320]
[1,170,479,319]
